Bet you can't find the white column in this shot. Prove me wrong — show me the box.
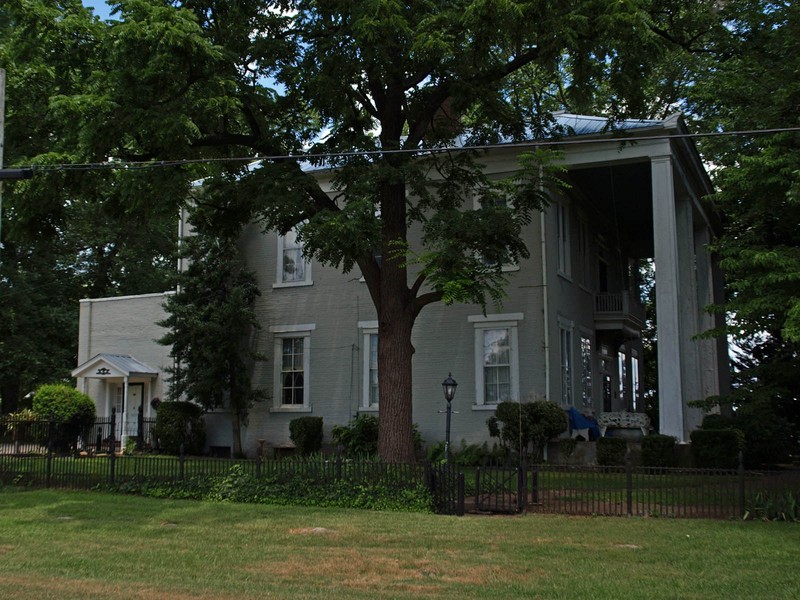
[652,156,686,440]
[121,376,129,450]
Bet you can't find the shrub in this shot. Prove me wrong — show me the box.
[32,384,96,453]
[701,405,794,468]
[596,437,627,466]
[154,401,206,455]
[641,434,677,468]
[690,429,742,469]
[332,414,423,458]
[744,490,799,522]
[332,414,379,456]
[289,417,324,455]
[487,400,567,460]
[426,439,503,466]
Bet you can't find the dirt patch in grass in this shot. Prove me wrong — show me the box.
[0,575,242,600]
[246,546,537,593]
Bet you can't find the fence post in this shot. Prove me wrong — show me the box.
[45,419,53,488]
[531,465,539,504]
[179,443,185,481]
[256,451,262,478]
[137,403,144,445]
[625,454,633,517]
[517,457,527,513]
[457,472,465,516]
[738,450,745,518]
[109,408,116,486]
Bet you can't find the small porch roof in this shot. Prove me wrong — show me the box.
[72,353,159,379]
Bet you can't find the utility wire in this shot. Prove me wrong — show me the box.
[12,126,800,174]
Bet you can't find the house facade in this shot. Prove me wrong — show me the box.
[73,114,729,456]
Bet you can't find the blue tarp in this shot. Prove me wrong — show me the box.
[568,407,601,440]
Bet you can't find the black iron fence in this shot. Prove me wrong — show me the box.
[2,414,797,519]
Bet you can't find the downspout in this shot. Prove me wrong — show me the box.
[540,209,550,402]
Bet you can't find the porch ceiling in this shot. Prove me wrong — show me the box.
[567,161,654,258]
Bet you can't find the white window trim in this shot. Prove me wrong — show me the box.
[270,324,315,413]
[558,316,574,407]
[358,321,379,411]
[274,229,313,288]
[556,202,571,280]
[470,313,522,410]
[579,328,593,408]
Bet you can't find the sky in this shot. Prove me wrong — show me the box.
[81,1,115,22]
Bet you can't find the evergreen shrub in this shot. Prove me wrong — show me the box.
[332,414,423,458]
[596,437,627,466]
[289,416,324,455]
[486,400,567,460]
[641,434,677,467]
[32,384,96,453]
[154,401,206,455]
[690,429,742,469]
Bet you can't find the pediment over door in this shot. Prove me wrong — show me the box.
[72,353,159,380]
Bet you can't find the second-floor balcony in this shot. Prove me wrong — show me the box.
[594,291,646,339]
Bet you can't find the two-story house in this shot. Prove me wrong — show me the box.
[72,113,729,456]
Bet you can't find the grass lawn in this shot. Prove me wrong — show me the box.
[0,489,797,599]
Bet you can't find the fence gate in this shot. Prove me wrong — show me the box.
[475,462,526,513]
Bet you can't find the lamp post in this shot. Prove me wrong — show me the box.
[441,373,458,465]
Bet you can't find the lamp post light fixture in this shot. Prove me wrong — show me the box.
[441,373,458,465]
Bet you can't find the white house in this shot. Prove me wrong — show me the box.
[72,113,729,455]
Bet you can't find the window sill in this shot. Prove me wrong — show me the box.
[269,406,312,414]
[557,271,573,283]
[272,280,314,289]
[358,406,379,413]
[472,404,499,412]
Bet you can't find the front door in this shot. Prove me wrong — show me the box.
[125,383,144,437]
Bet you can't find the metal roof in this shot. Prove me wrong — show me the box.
[72,353,159,378]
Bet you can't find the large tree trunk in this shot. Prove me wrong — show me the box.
[375,172,418,463]
[377,306,416,463]
[231,410,243,458]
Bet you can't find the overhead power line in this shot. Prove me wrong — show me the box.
[6,125,800,174]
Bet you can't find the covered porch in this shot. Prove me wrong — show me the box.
[72,353,159,449]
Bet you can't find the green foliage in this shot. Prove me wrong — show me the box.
[289,417,323,456]
[158,201,265,457]
[332,414,423,458]
[701,406,794,468]
[688,1,800,450]
[32,384,96,453]
[487,400,567,460]
[690,429,743,470]
[641,434,677,468]
[744,490,799,523]
[111,464,433,513]
[596,437,628,466]
[426,439,503,467]
[154,401,206,456]
[332,414,379,457]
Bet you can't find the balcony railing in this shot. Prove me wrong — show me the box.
[594,291,645,335]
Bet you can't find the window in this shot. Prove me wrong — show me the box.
[577,217,591,286]
[473,191,519,272]
[559,318,573,406]
[469,314,522,408]
[580,334,593,407]
[631,352,640,412]
[359,321,379,410]
[270,324,315,411]
[556,202,571,277]
[275,229,312,287]
[618,348,628,411]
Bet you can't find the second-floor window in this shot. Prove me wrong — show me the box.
[276,229,312,286]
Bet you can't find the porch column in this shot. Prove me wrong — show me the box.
[694,226,721,401]
[121,375,129,450]
[651,156,687,440]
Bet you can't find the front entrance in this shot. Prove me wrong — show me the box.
[125,383,144,438]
